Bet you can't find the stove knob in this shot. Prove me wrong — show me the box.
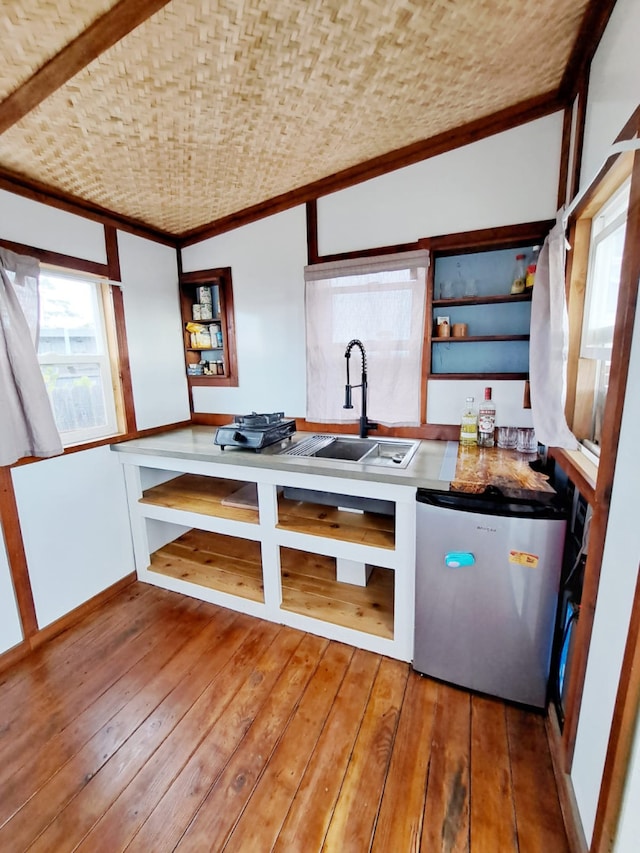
[233,431,248,443]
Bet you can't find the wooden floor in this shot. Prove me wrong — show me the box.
[0,582,570,853]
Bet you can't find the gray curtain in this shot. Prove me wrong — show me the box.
[529,216,578,449]
[0,248,63,465]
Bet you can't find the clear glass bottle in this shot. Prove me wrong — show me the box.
[478,387,496,447]
[510,253,526,294]
[460,397,478,446]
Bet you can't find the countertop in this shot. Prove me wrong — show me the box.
[111,426,449,488]
[112,427,555,497]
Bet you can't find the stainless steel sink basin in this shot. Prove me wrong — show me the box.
[279,434,420,468]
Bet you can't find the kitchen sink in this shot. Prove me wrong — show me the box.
[279,434,420,469]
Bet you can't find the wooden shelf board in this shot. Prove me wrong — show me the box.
[433,293,532,307]
[149,529,264,602]
[428,372,529,380]
[280,547,394,639]
[277,497,395,550]
[432,334,529,343]
[140,473,259,524]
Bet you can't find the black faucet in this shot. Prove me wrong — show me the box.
[344,339,378,438]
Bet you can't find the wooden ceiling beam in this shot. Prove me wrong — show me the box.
[558,0,618,103]
[0,0,172,135]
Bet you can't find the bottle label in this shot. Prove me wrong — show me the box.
[478,414,495,432]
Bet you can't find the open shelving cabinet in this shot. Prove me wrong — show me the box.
[179,266,238,387]
[119,452,416,661]
[427,220,552,379]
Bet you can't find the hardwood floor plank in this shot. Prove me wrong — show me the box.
[0,583,572,853]
[25,613,270,852]
[0,594,210,829]
[507,706,570,853]
[222,642,354,851]
[469,695,518,852]
[124,626,308,852]
[421,683,471,853]
[80,625,303,853]
[0,581,154,707]
[0,585,186,792]
[172,633,329,851]
[272,648,381,852]
[322,657,409,852]
[372,672,439,852]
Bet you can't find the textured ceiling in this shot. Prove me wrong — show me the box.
[0,0,591,237]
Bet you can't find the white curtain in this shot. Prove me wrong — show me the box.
[305,250,428,426]
[0,248,63,465]
[529,216,579,449]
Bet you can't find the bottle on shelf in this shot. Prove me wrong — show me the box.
[460,397,478,446]
[525,246,540,291]
[510,254,526,295]
[478,387,496,447]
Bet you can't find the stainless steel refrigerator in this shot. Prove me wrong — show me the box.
[414,489,566,708]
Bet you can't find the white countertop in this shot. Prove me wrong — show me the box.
[111,426,450,489]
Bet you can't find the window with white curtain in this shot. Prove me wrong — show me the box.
[304,250,428,426]
[37,268,122,445]
[579,178,630,452]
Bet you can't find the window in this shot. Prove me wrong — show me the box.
[37,269,123,445]
[570,178,630,456]
[304,250,428,426]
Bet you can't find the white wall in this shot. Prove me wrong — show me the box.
[11,446,135,628]
[117,231,190,429]
[182,206,308,417]
[0,534,23,653]
[0,190,107,263]
[571,304,640,844]
[318,113,563,255]
[426,380,533,428]
[568,0,640,842]
[182,121,561,423]
[580,0,640,189]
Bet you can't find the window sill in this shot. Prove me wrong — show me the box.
[550,447,597,505]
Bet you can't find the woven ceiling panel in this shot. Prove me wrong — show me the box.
[0,0,589,235]
[0,0,121,100]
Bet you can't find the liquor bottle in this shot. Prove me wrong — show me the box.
[510,254,526,294]
[460,397,478,446]
[478,387,496,447]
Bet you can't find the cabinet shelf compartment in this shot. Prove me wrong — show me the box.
[150,529,264,603]
[276,494,395,550]
[430,338,530,375]
[140,474,259,525]
[280,547,393,639]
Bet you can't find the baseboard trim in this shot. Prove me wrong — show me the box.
[28,572,137,650]
[0,573,137,673]
[0,638,31,675]
[546,706,589,853]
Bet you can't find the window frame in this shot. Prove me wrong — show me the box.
[38,266,125,446]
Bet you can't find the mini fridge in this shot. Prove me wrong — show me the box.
[414,488,566,708]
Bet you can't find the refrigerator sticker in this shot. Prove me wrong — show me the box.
[509,550,539,568]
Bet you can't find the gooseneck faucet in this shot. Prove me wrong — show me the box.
[344,339,378,438]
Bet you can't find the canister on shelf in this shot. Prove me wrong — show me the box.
[192,303,202,320]
[196,286,212,304]
[199,303,213,320]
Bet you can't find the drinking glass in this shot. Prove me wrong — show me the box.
[497,426,517,449]
[517,427,537,453]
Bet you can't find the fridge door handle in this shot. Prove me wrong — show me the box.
[444,551,475,568]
